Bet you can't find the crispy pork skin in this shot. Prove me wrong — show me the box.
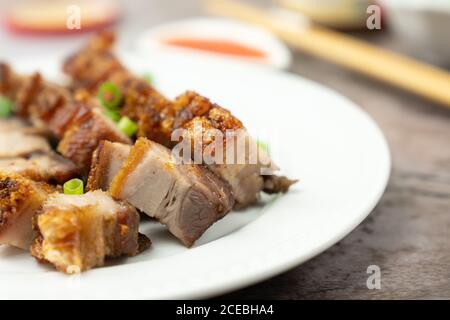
[105,138,234,247]
[58,108,131,173]
[27,84,84,138]
[0,114,79,183]
[0,152,78,184]
[87,141,131,191]
[0,63,131,174]
[31,190,149,274]
[0,63,81,139]
[0,173,54,249]
[62,33,296,208]
[180,116,271,208]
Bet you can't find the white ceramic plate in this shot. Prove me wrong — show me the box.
[0,52,390,299]
[135,17,292,69]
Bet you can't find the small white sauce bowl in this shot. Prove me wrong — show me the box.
[135,17,292,70]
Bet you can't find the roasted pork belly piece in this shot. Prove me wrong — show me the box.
[58,108,131,173]
[0,152,78,184]
[0,63,132,175]
[0,64,44,119]
[62,34,244,148]
[0,63,86,139]
[0,173,54,249]
[27,84,84,138]
[179,110,272,208]
[87,140,131,191]
[0,131,51,158]
[63,31,122,93]
[63,32,296,208]
[31,190,150,274]
[88,138,234,247]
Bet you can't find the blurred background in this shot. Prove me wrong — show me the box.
[0,0,449,299]
[1,0,450,65]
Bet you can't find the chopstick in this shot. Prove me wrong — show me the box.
[204,0,450,109]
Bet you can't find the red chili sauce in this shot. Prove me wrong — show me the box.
[162,38,267,59]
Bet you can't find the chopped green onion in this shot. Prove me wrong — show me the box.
[97,82,122,110]
[0,96,13,118]
[256,139,269,153]
[63,179,84,195]
[104,109,121,123]
[142,73,153,84]
[118,116,138,137]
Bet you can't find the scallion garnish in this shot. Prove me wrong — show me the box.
[97,82,122,110]
[63,179,84,195]
[104,109,121,123]
[0,96,13,118]
[143,73,153,84]
[118,116,138,137]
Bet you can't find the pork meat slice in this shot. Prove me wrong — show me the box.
[97,138,234,247]
[180,116,279,208]
[62,34,297,209]
[0,152,78,184]
[0,173,54,249]
[58,108,131,173]
[30,190,150,274]
[87,140,131,191]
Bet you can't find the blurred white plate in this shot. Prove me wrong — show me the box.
[0,52,390,299]
[135,17,292,69]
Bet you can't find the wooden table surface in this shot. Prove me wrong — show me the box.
[125,0,450,299]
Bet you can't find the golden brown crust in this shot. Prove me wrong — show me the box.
[109,138,149,198]
[28,85,82,138]
[86,140,131,192]
[0,174,53,227]
[174,91,243,133]
[62,33,245,151]
[0,173,54,249]
[63,31,122,93]
[86,141,110,191]
[30,191,148,274]
[0,175,26,228]
[58,109,131,173]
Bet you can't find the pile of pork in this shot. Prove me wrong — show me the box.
[0,32,296,274]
